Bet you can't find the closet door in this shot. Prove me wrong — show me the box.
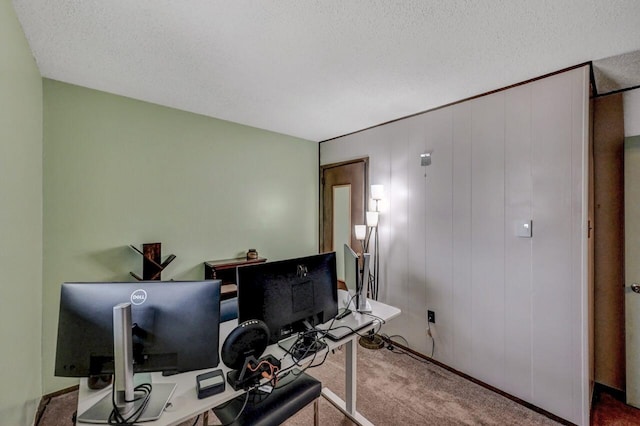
[320,158,368,282]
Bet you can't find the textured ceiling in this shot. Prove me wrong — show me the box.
[12,1,640,141]
[593,50,640,95]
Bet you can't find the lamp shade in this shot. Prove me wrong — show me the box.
[370,184,384,200]
[366,211,379,227]
[354,225,367,241]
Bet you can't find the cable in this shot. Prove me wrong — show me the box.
[298,344,331,371]
[107,382,153,425]
[394,346,432,364]
[210,390,251,426]
[315,317,384,343]
[277,328,332,375]
[344,292,357,311]
[427,321,435,357]
[382,334,434,364]
[286,329,327,367]
[246,358,280,387]
[276,309,384,377]
[363,312,386,329]
[385,334,409,346]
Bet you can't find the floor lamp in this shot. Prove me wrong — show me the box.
[355,184,384,349]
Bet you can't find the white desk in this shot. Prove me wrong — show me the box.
[76,299,401,426]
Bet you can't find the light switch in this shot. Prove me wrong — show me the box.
[516,220,532,238]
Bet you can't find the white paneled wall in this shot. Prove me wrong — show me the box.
[503,84,533,400]
[471,92,507,389]
[320,66,590,424]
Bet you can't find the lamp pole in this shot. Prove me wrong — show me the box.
[354,185,385,350]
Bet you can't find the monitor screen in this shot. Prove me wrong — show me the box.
[237,252,338,344]
[55,281,221,378]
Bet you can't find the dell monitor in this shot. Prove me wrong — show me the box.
[236,252,338,357]
[55,280,221,423]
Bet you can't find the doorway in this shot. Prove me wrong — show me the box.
[624,135,640,408]
[320,158,368,283]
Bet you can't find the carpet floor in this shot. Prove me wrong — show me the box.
[283,345,559,426]
[38,345,562,425]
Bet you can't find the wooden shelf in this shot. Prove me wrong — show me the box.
[130,242,176,281]
[204,256,266,299]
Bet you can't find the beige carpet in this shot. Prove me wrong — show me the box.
[284,346,560,426]
[38,345,561,425]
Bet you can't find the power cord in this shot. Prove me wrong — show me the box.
[335,292,357,319]
[427,322,435,357]
[282,329,328,368]
[246,358,280,387]
[276,309,385,383]
[381,333,434,364]
[209,389,251,426]
[385,334,409,349]
[107,382,153,425]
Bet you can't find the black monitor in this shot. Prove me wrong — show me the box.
[236,252,338,345]
[55,280,221,423]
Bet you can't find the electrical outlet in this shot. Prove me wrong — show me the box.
[427,310,435,324]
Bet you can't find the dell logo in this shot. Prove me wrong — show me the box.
[130,289,147,305]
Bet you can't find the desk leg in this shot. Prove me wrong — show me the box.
[320,336,374,426]
[321,388,374,426]
[345,337,357,414]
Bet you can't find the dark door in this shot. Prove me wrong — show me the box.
[320,158,368,280]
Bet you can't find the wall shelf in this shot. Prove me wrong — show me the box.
[204,256,266,299]
[130,242,176,281]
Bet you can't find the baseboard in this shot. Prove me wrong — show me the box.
[35,385,79,426]
[41,384,79,400]
[381,336,574,426]
[593,381,626,402]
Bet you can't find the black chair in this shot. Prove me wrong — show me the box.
[213,369,321,426]
[213,298,321,425]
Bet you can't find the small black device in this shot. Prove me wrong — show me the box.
[222,320,280,390]
[196,369,225,399]
[221,320,270,370]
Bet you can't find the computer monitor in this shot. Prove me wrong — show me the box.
[55,280,221,423]
[236,252,338,346]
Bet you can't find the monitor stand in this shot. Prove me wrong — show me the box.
[77,381,176,423]
[356,253,372,313]
[78,304,176,423]
[354,295,372,313]
[339,289,372,313]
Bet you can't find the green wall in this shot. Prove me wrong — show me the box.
[0,0,43,423]
[42,79,318,392]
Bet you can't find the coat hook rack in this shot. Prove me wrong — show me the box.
[129,242,176,281]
